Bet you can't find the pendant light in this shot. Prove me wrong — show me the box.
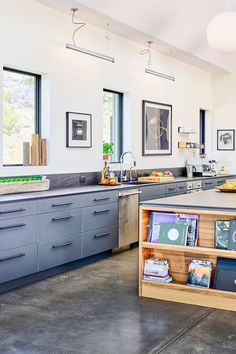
[207,0,236,53]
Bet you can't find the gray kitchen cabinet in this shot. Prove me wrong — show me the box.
[139,185,166,202]
[39,208,82,242]
[38,234,82,271]
[37,195,83,213]
[0,244,37,284]
[202,180,216,190]
[82,191,118,207]
[83,202,118,232]
[83,225,118,258]
[0,215,38,252]
[165,183,177,196]
[176,182,187,195]
[214,178,227,186]
[0,200,37,220]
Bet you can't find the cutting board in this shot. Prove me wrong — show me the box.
[138,176,174,183]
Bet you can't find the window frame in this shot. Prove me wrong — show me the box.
[200,109,205,155]
[3,67,41,166]
[103,88,123,163]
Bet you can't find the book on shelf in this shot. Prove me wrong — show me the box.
[187,259,212,288]
[228,220,236,251]
[214,257,236,292]
[147,212,176,243]
[144,275,173,283]
[176,214,199,246]
[215,220,230,250]
[158,223,188,246]
[143,258,172,283]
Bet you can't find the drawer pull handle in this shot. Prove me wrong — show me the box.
[52,241,73,249]
[94,209,110,214]
[94,232,111,238]
[0,223,26,231]
[52,216,73,222]
[205,182,213,185]
[0,208,26,215]
[168,188,176,191]
[94,197,110,202]
[52,203,74,207]
[0,253,26,263]
[178,186,185,189]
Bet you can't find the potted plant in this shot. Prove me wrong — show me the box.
[103,142,114,160]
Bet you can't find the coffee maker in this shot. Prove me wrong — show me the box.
[186,158,217,177]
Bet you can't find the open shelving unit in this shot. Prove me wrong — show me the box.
[139,205,236,312]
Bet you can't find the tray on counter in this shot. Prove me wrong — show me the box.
[0,179,50,195]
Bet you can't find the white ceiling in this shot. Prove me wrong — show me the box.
[36,0,236,73]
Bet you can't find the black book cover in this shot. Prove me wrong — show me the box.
[214,258,236,292]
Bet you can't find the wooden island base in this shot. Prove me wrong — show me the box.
[139,199,236,312]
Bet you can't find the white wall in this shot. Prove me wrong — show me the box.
[0,0,212,176]
[212,73,236,173]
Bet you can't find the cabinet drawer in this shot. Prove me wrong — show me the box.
[0,201,37,220]
[37,195,82,213]
[202,180,216,190]
[176,182,187,195]
[139,185,165,202]
[82,191,118,207]
[83,203,118,232]
[39,208,82,242]
[165,183,177,196]
[0,216,38,252]
[38,235,82,271]
[215,179,226,186]
[83,226,118,258]
[0,245,37,284]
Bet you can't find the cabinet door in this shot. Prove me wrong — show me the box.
[165,183,177,196]
[0,245,37,284]
[83,202,118,232]
[139,185,165,202]
[39,208,82,242]
[215,178,226,187]
[38,235,82,271]
[83,226,118,258]
[37,195,82,213]
[0,201,37,220]
[82,191,118,207]
[0,215,38,252]
[176,182,187,195]
[202,180,216,190]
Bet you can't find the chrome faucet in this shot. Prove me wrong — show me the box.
[120,151,136,182]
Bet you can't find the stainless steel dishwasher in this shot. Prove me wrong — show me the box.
[118,189,141,248]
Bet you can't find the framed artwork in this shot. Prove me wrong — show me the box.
[217,129,235,151]
[142,100,172,155]
[66,112,92,148]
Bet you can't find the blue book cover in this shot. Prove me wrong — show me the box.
[214,258,236,292]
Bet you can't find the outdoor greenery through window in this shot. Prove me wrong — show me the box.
[3,67,41,165]
[103,89,123,163]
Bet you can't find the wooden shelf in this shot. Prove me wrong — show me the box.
[139,205,236,312]
[142,242,236,259]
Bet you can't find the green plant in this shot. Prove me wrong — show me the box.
[103,142,114,155]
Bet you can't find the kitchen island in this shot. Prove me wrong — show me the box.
[139,189,236,312]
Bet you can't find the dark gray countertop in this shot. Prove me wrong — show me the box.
[141,189,236,211]
[0,175,233,203]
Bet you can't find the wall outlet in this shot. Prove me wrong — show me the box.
[80,176,86,184]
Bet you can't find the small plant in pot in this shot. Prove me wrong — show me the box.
[103,142,114,160]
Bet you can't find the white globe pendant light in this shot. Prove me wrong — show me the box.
[207,11,236,53]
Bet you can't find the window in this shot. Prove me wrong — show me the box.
[3,67,41,165]
[200,109,205,155]
[103,89,123,162]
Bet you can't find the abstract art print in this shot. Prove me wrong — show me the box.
[142,100,172,155]
[217,129,235,151]
[66,112,92,148]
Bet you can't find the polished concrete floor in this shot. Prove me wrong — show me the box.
[0,248,236,354]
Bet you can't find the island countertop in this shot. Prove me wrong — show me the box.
[141,189,236,212]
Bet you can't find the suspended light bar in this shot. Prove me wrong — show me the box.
[145,68,175,82]
[66,43,115,63]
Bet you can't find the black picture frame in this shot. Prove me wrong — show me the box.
[217,129,235,151]
[66,112,92,148]
[142,100,172,156]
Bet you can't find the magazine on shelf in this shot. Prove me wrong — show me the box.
[187,259,212,288]
[214,257,236,292]
[215,220,230,250]
[147,212,176,243]
[158,223,189,246]
[228,220,236,251]
[176,214,199,246]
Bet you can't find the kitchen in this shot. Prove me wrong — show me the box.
[0,1,236,353]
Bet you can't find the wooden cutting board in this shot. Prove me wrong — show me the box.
[138,176,174,183]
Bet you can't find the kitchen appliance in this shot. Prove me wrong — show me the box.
[186,180,202,193]
[187,158,217,177]
[202,160,217,177]
[118,189,141,248]
[186,164,193,178]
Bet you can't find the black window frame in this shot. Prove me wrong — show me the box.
[103,88,123,163]
[3,66,41,166]
[200,109,205,155]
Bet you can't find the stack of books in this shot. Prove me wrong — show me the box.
[147,212,198,246]
[143,258,172,283]
[215,220,236,250]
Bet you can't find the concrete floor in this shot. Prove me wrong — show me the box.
[0,249,236,354]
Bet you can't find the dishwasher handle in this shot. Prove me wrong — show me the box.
[119,191,142,198]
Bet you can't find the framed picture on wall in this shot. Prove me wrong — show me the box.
[142,100,172,155]
[217,129,235,151]
[66,112,92,148]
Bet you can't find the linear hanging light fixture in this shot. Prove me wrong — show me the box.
[66,9,115,63]
[140,41,175,82]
